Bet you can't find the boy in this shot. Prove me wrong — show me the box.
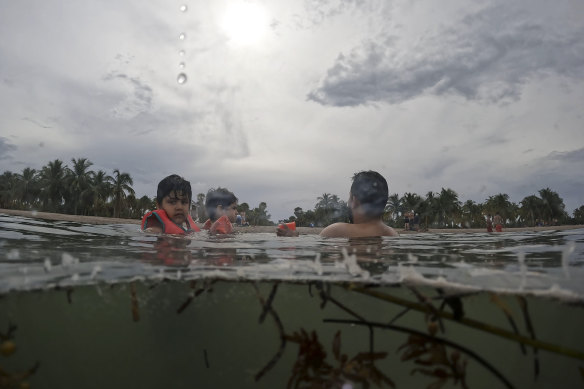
[141,175,200,234]
[319,171,398,238]
[203,187,238,234]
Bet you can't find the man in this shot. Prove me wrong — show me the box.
[277,171,399,238]
[320,171,398,238]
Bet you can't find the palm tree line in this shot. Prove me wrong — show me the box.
[2,159,583,227]
[0,159,276,225]
[286,188,584,228]
[0,158,151,219]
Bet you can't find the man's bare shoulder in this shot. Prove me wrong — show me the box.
[320,222,399,238]
[319,222,352,238]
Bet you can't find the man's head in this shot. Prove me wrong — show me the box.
[156,175,192,224]
[205,187,238,222]
[349,171,389,220]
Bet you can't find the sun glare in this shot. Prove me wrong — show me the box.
[220,2,269,46]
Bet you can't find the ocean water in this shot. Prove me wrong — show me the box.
[1,213,584,388]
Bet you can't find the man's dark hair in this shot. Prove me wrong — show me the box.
[350,171,389,219]
[156,175,192,205]
[205,187,238,221]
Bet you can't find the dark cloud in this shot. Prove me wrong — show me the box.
[422,157,457,179]
[308,3,584,106]
[0,137,16,160]
[545,148,584,163]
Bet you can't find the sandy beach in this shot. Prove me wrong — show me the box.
[1,208,582,234]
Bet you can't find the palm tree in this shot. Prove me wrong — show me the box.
[461,200,483,228]
[574,206,584,224]
[484,193,514,225]
[401,192,423,215]
[316,193,333,209]
[519,195,543,227]
[136,195,156,219]
[419,191,438,229]
[384,193,401,222]
[437,188,461,227]
[16,167,39,208]
[86,170,113,216]
[39,159,67,212]
[67,158,94,215]
[109,169,135,218]
[0,171,19,209]
[538,188,566,225]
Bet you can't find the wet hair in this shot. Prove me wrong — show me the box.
[205,187,238,221]
[350,171,389,219]
[156,175,192,205]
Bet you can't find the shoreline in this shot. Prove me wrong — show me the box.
[1,208,582,235]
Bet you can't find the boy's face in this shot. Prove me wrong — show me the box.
[158,191,190,225]
[219,202,238,223]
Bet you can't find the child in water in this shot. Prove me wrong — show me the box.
[203,187,238,234]
[141,175,200,234]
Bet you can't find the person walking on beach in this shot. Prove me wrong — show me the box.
[493,212,503,232]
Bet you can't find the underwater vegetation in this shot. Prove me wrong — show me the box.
[2,278,584,388]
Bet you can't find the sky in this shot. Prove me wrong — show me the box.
[1,0,583,222]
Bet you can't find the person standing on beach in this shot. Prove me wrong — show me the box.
[486,214,493,232]
[493,212,503,232]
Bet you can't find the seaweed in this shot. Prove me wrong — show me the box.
[325,319,512,389]
[516,296,540,378]
[0,324,40,389]
[130,282,140,322]
[176,279,216,314]
[252,283,287,382]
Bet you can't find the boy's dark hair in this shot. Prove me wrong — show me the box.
[350,171,389,219]
[205,187,238,221]
[156,175,192,205]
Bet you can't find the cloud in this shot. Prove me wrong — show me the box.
[102,72,154,120]
[296,0,368,28]
[0,137,16,160]
[308,2,584,106]
[545,147,584,163]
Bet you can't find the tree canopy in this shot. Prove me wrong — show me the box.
[1,158,581,228]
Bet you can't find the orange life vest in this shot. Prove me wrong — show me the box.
[141,210,200,235]
[202,215,233,234]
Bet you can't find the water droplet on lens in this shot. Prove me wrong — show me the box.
[179,33,186,40]
[180,4,188,12]
[179,50,185,56]
[179,62,185,69]
[177,73,187,84]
